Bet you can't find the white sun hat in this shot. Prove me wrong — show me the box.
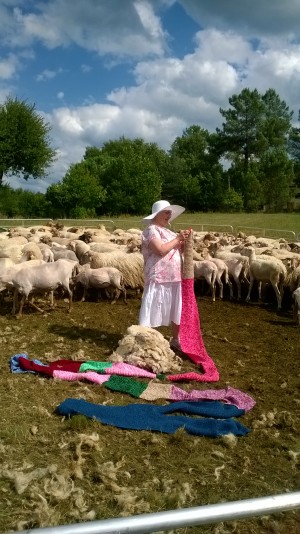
[142,200,185,224]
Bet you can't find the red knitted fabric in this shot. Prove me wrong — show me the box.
[177,278,219,382]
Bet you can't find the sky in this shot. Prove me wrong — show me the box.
[1,0,300,194]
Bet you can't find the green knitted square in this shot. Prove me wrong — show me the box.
[105,375,148,397]
[79,361,113,373]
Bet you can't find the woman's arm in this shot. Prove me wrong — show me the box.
[148,230,190,257]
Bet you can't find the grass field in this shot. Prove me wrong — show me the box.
[0,212,300,239]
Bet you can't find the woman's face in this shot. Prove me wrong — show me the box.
[153,209,172,227]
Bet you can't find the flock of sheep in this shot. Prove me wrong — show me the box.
[0,221,299,323]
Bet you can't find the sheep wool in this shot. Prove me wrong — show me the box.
[109,325,183,374]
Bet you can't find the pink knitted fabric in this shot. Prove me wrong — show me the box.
[53,370,109,384]
[170,385,255,412]
[178,278,219,382]
[108,362,156,378]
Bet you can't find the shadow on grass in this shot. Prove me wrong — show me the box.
[48,323,121,349]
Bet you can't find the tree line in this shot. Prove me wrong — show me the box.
[1,88,300,219]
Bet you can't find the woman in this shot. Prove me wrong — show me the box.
[139,200,190,351]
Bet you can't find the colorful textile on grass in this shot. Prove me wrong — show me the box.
[104,376,255,412]
[10,354,255,412]
[56,398,250,437]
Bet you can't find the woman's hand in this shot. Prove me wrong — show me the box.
[176,229,191,243]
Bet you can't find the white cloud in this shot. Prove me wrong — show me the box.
[178,0,300,37]
[81,64,91,73]
[3,0,168,58]
[2,0,300,194]
[0,53,19,80]
[36,67,63,82]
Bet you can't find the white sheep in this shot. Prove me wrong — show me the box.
[208,242,249,299]
[83,250,144,294]
[37,243,55,262]
[52,247,78,262]
[193,260,217,301]
[200,250,233,299]
[245,248,287,310]
[292,287,300,325]
[2,258,79,318]
[19,242,44,262]
[73,266,126,304]
[0,259,46,313]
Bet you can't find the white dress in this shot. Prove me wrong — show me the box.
[139,224,182,328]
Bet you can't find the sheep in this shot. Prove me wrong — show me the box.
[82,250,144,294]
[1,258,79,318]
[285,265,300,293]
[0,259,46,313]
[245,248,287,310]
[193,260,217,301]
[208,242,249,299]
[200,250,233,299]
[72,266,127,304]
[52,247,78,262]
[89,242,127,254]
[292,287,300,325]
[19,242,44,262]
[1,235,28,245]
[68,240,90,263]
[36,243,55,262]
[0,257,15,275]
[0,244,25,263]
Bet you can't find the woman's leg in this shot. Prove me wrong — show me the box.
[171,321,180,341]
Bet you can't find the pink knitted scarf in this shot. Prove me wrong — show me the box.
[177,277,219,383]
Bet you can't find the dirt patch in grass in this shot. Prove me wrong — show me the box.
[0,291,299,533]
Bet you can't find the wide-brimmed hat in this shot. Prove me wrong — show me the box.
[142,200,185,224]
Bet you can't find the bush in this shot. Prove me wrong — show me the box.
[220,189,244,212]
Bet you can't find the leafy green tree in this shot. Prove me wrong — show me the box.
[46,163,106,218]
[220,189,244,212]
[0,96,56,184]
[18,190,51,218]
[217,88,294,211]
[261,89,293,149]
[166,126,224,211]
[84,138,164,215]
[0,184,21,217]
[218,88,265,171]
[259,149,294,210]
[225,163,263,212]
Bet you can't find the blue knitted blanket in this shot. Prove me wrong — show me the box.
[57,399,250,437]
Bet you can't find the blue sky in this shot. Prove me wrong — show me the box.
[1,0,300,193]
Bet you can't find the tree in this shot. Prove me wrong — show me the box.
[217,88,294,210]
[165,125,224,211]
[0,96,56,184]
[259,149,294,210]
[46,163,106,218]
[217,88,265,172]
[84,138,164,215]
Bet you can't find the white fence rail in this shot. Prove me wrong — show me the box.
[16,491,300,534]
[173,222,234,233]
[235,226,296,240]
